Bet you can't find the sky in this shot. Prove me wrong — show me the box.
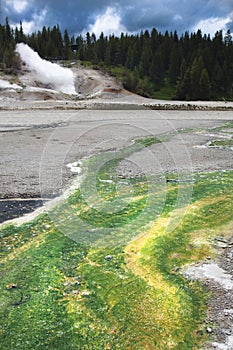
[1,0,233,37]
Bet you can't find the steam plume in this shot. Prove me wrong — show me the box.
[15,43,76,94]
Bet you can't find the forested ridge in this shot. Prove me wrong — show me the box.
[0,18,233,101]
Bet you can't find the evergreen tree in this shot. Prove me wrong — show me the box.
[117,33,128,65]
[64,29,71,59]
[190,56,204,99]
[150,28,160,53]
[104,35,117,65]
[126,42,138,70]
[199,68,211,100]
[176,66,191,100]
[51,25,63,58]
[76,35,84,60]
[96,32,106,61]
[168,46,181,84]
[212,62,224,95]
[5,18,12,43]
[224,29,232,46]
[139,42,152,76]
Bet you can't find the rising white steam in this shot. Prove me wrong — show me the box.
[15,43,76,94]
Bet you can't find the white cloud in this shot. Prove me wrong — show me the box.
[7,0,28,13]
[87,7,126,37]
[193,15,232,37]
[15,9,47,34]
[173,14,182,21]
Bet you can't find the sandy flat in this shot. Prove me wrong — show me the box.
[0,108,232,201]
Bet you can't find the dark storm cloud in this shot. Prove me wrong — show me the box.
[2,0,110,32]
[2,0,233,35]
[121,0,233,33]
[32,0,110,32]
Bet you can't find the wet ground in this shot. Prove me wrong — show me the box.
[0,198,47,223]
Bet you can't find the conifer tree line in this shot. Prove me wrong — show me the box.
[0,18,233,101]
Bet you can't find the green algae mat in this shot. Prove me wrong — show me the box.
[0,125,233,350]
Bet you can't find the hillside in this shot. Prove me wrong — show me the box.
[0,19,233,102]
[1,61,233,111]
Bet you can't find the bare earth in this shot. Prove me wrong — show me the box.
[0,108,233,197]
[0,66,233,349]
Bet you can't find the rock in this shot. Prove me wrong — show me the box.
[206,327,213,333]
[214,241,228,249]
[105,255,113,261]
[215,238,228,243]
[6,283,18,289]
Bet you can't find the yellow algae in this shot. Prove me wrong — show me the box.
[1,229,50,263]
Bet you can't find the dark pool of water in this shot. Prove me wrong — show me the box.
[0,199,47,224]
